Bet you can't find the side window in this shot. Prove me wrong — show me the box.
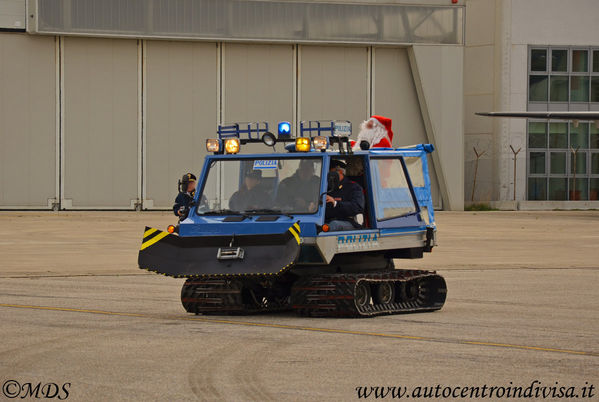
[403,156,425,187]
[370,157,417,220]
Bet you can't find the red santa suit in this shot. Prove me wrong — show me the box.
[351,115,394,151]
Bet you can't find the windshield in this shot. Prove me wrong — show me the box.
[197,158,323,215]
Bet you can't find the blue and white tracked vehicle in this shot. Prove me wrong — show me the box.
[138,121,446,317]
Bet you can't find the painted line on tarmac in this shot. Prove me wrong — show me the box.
[1,303,597,358]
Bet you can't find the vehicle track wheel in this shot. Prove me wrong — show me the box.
[354,282,371,308]
[373,282,395,305]
[181,279,196,314]
[400,280,420,302]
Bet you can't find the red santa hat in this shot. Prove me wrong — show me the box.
[370,115,393,146]
[352,115,394,150]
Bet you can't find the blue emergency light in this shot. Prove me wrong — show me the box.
[278,121,291,137]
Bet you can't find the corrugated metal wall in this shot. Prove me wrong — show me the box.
[0,33,56,208]
[144,40,217,209]
[299,46,369,134]
[62,37,139,208]
[0,33,451,210]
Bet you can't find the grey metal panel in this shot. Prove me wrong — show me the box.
[31,0,464,46]
[144,40,217,209]
[224,43,293,150]
[0,33,56,207]
[0,0,24,29]
[62,37,138,208]
[409,45,464,211]
[373,47,441,208]
[299,46,368,134]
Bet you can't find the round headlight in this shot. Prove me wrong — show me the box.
[262,132,276,147]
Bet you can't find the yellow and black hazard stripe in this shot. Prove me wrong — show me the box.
[140,227,169,251]
[288,222,301,245]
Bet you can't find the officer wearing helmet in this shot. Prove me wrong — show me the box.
[173,173,197,220]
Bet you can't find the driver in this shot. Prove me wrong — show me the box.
[229,170,269,211]
[325,159,364,231]
[276,159,320,212]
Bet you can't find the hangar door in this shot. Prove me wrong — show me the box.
[299,46,368,134]
[62,37,139,209]
[0,33,56,208]
[216,43,295,202]
[373,47,442,208]
[144,41,218,209]
[224,44,294,152]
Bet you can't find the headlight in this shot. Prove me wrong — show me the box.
[206,139,221,153]
[312,136,328,150]
[295,137,311,152]
[262,132,277,147]
[224,138,240,154]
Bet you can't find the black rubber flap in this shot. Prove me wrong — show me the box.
[138,223,301,278]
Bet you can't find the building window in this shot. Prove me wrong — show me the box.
[527,121,599,201]
[529,47,599,103]
[527,46,599,201]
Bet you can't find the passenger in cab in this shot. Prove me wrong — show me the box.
[229,170,269,211]
[276,160,320,213]
[325,159,365,231]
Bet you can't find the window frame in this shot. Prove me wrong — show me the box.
[369,155,421,222]
[527,46,599,201]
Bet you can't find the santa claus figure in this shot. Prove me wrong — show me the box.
[351,115,394,151]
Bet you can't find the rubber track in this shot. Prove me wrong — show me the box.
[290,270,447,317]
[181,278,290,315]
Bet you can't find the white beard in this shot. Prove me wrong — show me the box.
[353,121,388,151]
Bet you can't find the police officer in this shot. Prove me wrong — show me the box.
[276,159,320,212]
[325,160,365,231]
[173,173,197,220]
[229,170,269,211]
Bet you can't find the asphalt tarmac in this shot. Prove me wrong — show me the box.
[0,211,597,401]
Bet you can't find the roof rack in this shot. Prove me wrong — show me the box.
[217,122,271,144]
[299,120,352,138]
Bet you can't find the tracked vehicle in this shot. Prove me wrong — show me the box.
[138,121,446,317]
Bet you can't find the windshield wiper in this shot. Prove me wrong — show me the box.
[244,209,294,218]
[201,209,248,217]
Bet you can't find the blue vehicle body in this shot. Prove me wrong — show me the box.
[137,121,446,317]
[139,146,437,278]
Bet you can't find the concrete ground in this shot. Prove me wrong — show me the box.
[0,211,597,401]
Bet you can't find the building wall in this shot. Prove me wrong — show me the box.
[62,37,139,208]
[144,41,218,209]
[464,0,599,202]
[0,33,56,207]
[373,47,442,208]
[0,33,464,210]
[463,0,497,202]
